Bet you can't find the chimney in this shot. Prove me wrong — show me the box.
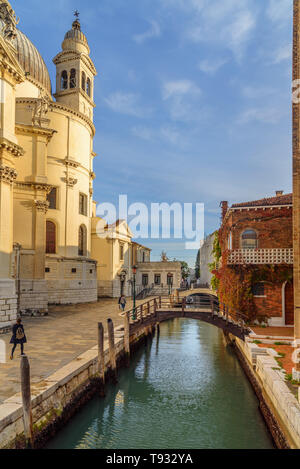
[220,201,228,222]
[275,191,284,197]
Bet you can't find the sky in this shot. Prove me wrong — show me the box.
[13,0,293,266]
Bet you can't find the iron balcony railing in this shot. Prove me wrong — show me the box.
[227,248,293,265]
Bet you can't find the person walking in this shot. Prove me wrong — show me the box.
[10,317,27,360]
[118,295,127,312]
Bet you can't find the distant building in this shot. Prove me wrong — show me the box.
[198,233,215,288]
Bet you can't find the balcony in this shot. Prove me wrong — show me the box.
[227,248,293,265]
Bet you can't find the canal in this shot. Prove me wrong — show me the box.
[46,319,274,449]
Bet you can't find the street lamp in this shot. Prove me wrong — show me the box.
[167,273,173,296]
[132,265,137,320]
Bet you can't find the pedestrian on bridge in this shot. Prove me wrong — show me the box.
[9,317,27,360]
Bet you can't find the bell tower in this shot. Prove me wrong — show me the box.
[53,13,97,120]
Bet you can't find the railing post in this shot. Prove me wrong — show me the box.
[182,297,186,316]
[226,306,229,325]
[176,289,179,303]
[98,322,105,389]
[124,312,130,367]
[107,319,117,383]
[20,355,33,449]
[159,296,162,308]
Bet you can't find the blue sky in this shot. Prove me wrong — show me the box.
[14,0,293,266]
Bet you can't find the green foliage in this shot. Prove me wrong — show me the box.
[209,232,221,291]
[195,249,200,279]
[180,261,190,280]
[253,340,262,345]
[274,342,287,346]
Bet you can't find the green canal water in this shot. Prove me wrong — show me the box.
[46,319,274,449]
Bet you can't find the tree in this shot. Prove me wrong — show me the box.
[180,261,190,280]
[195,249,200,279]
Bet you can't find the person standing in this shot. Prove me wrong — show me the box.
[10,317,27,360]
[119,295,127,312]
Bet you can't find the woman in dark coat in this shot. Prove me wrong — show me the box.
[10,317,27,360]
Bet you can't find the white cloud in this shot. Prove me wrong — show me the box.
[132,126,153,140]
[104,92,150,118]
[198,58,228,74]
[266,0,292,25]
[161,0,257,60]
[241,85,277,99]
[162,80,202,122]
[237,107,284,125]
[272,44,292,64]
[133,20,161,44]
[131,125,181,145]
[162,80,201,100]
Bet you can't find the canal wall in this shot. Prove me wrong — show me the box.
[233,336,300,449]
[0,325,150,449]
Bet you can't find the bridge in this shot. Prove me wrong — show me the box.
[122,289,250,342]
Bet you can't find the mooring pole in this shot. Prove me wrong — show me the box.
[182,297,186,316]
[98,322,105,388]
[124,312,130,367]
[20,355,33,449]
[107,319,117,383]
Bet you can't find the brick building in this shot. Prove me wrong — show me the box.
[218,192,294,326]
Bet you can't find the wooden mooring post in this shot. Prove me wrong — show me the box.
[124,312,130,367]
[107,319,118,383]
[20,355,33,449]
[98,322,105,392]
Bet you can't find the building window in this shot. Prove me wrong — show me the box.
[142,274,148,286]
[86,78,91,97]
[61,70,68,90]
[72,268,77,273]
[78,225,87,256]
[81,71,86,91]
[241,229,258,249]
[252,283,265,297]
[46,221,56,254]
[47,188,57,210]
[154,274,161,286]
[167,274,174,286]
[142,251,145,263]
[120,243,124,261]
[45,267,50,273]
[70,69,76,89]
[79,193,88,216]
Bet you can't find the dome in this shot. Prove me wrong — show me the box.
[64,20,88,45]
[13,29,52,95]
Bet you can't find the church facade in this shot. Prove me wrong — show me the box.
[0,1,98,329]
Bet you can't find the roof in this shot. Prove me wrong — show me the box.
[231,193,292,209]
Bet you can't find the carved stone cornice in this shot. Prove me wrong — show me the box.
[65,158,79,169]
[34,199,49,213]
[0,164,17,184]
[15,123,56,142]
[0,137,24,157]
[15,181,53,194]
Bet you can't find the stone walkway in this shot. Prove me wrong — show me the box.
[0,297,153,404]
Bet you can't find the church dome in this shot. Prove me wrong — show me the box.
[14,28,52,95]
[62,20,90,54]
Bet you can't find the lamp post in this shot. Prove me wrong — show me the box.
[132,265,137,320]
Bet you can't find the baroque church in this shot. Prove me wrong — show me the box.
[0,1,181,329]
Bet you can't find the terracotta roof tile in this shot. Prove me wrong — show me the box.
[231,193,292,208]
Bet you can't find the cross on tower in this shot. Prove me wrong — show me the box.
[74,10,80,19]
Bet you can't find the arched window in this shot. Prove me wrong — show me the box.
[78,225,87,256]
[70,69,76,89]
[61,71,68,90]
[86,77,91,97]
[46,221,56,254]
[252,282,265,296]
[241,229,258,249]
[81,71,86,91]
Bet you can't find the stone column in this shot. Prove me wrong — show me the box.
[293,0,300,344]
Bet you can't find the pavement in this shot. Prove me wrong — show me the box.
[0,288,212,404]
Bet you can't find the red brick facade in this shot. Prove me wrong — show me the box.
[218,193,294,325]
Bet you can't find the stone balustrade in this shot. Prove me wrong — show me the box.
[227,248,293,265]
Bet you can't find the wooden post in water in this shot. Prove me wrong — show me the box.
[124,312,130,367]
[107,319,117,383]
[182,297,186,316]
[20,355,33,449]
[98,323,105,390]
